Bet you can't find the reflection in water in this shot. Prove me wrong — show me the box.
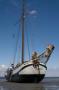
[32,85,59,90]
[32,85,45,90]
[44,85,59,90]
[0,86,10,90]
[0,86,46,90]
[0,86,5,90]
[0,84,59,90]
[0,86,59,90]
[0,86,4,90]
[0,78,59,90]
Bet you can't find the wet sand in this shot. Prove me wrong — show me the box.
[0,79,59,90]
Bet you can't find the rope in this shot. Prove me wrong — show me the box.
[13,27,20,65]
[29,28,34,55]
[25,30,30,60]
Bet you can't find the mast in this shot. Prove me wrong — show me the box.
[21,0,25,63]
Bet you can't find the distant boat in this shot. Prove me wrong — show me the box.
[5,0,55,83]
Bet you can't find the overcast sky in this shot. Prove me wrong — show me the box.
[0,0,59,76]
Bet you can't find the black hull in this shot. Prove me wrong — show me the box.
[7,74,45,83]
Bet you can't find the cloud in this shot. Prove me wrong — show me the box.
[29,10,38,15]
[0,65,7,77]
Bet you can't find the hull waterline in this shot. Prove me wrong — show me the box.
[10,74,45,83]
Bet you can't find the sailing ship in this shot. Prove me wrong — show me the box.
[5,0,55,83]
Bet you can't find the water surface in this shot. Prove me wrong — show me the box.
[0,77,59,90]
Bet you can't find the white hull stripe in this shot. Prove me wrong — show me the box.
[18,64,47,73]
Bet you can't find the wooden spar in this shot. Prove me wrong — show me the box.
[21,0,25,64]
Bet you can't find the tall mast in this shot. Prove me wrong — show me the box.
[21,0,25,63]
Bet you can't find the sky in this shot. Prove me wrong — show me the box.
[0,0,59,77]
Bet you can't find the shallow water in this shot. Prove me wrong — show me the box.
[0,77,59,90]
[0,85,59,90]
